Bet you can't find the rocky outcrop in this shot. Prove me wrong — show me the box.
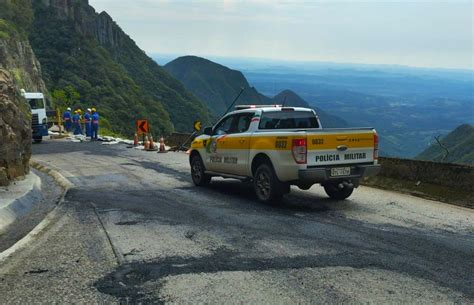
[0,20,47,185]
[0,69,32,186]
[40,0,122,47]
[96,12,122,47]
[0,35,48,95]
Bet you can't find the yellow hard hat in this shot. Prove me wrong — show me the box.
[78,109,82,113]
[92,107,96,112]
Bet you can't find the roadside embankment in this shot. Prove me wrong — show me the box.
[363,157,473,209]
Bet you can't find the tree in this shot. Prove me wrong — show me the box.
[51,85,80,110]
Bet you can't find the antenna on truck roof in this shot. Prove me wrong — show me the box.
[223,87,245,116]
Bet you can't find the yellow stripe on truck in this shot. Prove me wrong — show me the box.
[250,134,374,150]
[192,133,374,151]
[307,133,374,150]
[191,139,205,149]
[250,135,296,150]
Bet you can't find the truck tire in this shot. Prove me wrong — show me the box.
[33,137,42,144]
[191,154,211,186]
[254,163,284,204]
[323,182,354,200]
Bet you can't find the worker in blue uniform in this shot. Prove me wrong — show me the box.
[84,108,92,138]
[62,107,72,132]
[91,108,99,140]
[72,110,82,135]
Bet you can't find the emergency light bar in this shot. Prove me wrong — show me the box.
[235,105,282,110]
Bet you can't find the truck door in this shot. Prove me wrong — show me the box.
[205,114,235,172]
[222,112,253,176]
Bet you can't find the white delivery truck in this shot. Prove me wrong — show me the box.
[21,90,49,143]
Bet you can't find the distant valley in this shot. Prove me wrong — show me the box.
[206,58,473,158]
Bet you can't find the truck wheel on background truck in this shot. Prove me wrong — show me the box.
[323,182,354,200]
[191,154,211,186]
[33,137,42,144]
[254,163,285,204]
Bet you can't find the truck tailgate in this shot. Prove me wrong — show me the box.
[306,129,375,167]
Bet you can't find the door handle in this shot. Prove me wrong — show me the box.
[239,139,246,143]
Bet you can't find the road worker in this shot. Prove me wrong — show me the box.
[77,108,83,132]
[72,110,82,135]
[91,107,99,140]
[62,107,72,132]
[84,108,92,138]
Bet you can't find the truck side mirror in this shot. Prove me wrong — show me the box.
[203,127,212,136]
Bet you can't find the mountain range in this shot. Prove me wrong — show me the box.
[164,56,347,128]
[28,0,211,136]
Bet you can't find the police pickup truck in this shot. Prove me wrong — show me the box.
[190,105,380,203]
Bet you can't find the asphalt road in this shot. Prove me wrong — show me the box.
[1,139,473,303]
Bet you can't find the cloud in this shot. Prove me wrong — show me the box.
[89,0,473,69]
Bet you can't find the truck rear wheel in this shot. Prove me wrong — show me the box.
[254,163,284,204]
[323,182,354,200]
[191,154,211,186]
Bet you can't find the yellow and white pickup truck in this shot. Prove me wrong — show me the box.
[190,105,380,203]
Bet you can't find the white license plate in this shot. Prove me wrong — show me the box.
[330,167,351,177]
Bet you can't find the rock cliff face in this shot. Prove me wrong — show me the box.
[0,22,47,185]
[0,70,32,186]
[30,0,211,134]
[0,32,48,95]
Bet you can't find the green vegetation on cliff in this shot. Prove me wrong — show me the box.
[0,0,33,35]
[28,1,211,136]
[416,124,474,165]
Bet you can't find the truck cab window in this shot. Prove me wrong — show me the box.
[213,115,234,135]
[259,111,319,129]
[28,99,45,110]
[235,113,253,133]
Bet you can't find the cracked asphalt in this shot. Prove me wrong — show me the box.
[0,139,473,303]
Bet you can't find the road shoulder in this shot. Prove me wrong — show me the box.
[0,172,42,236]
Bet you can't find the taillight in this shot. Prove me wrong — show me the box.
[373,132,379,160]
[292,138,307,164]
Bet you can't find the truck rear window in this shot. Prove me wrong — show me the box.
[259,111,319,129]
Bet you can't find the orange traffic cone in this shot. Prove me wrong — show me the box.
[133,133,138,146]
[158,136,167,153]
[148,135,157,151]
[144,135,149,150]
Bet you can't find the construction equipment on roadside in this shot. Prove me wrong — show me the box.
[158,136,167,153]
[169,131,197,152]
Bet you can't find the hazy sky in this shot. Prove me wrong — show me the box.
[88,0,473,69]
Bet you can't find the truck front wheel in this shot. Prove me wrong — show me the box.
[323,182,354,200]
[33,137,42,144]
[190,154,211,186]
[254,163,284,204]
